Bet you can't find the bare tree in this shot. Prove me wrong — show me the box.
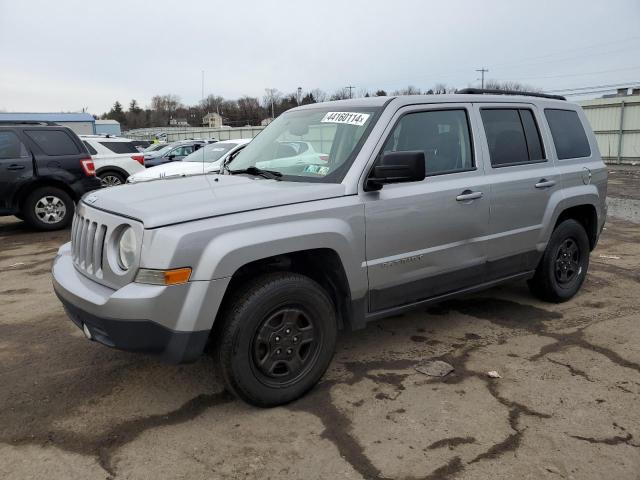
[431,83,456,94]
[392,85,421,95]
[330,88,351,101]
[374,89,387,96]
[263,88,282,118]
[310,88,327,103]
[200,94,224,114]
[484,80,541,92]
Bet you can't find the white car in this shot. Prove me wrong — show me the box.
[81,135,146,186]
[127,138,251,183]
[256,140,329,169]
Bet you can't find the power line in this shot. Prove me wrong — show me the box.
[547,81,640,93]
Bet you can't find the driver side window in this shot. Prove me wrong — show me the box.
[384,109,474,176]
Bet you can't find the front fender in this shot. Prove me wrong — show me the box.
[191,217,367,299]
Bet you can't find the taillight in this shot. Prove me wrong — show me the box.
[131,154,145,166]
[80,157,96,176]
[319,155,329,162]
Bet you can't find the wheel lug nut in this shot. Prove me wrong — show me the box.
[293,336,298,343]
[275,336,280,342]
[287,348,293,355]
[276,349,281,355]
[285,328,291,334]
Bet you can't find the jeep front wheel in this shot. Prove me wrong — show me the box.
[214,272,337,407]
[528,219,590,302]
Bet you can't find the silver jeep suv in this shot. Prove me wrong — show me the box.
[53,91,607,406]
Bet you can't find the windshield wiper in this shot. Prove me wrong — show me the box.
[228,166,283,180]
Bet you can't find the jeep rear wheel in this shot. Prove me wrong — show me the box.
[22,187,74,231]
[528,219,590,302]
[213,272,337,407]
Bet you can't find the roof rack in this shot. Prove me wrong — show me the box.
[0,120,60,126]
[456,88,566,101]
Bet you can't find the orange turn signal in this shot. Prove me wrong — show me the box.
[163,267,192,285]
[135,267,192,285]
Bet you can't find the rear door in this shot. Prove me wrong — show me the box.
[364,104,491,313]
[0,129,33,212]
[22,127,87,182]
[475,103,558,278]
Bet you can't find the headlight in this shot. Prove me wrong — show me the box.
[117,226,137,270]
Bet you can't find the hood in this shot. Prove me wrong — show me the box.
[129,161,212,182]
[83,174,346,228]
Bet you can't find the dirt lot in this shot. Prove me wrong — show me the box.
[1,174,640,480]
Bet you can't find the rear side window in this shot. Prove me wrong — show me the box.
[25,129,80,156]
[481,108,545,167]
[544,109,591,159]
[99,141,138,154]
[383,109,474,176]
[83,141,98,155]
[0,131,30,159]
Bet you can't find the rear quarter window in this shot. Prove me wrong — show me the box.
[25,129,80,156]
[83,141,98,155]
[99,141,139,154]
[544,109,591,160]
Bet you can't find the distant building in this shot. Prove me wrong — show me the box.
[0,112,95,135]
[579,86,640,165]
[95,119,121,136]
[202,112,223,128]
[261,117,274,126]
[169,118,190,126]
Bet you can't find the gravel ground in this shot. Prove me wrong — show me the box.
[1,173,639,479]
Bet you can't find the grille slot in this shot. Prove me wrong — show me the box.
[71,211,107,278]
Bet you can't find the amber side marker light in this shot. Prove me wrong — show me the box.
[135,267,192,285]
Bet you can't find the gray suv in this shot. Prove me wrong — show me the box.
[52,91,607,406]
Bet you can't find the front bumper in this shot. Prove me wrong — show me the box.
[52,243,230,363]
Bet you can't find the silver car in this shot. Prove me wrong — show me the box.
[52,91,607,406]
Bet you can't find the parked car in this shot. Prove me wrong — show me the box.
[0,122,100,230]
[143,140,209,168]
[143,142,168,154]
[257,140,329,169]
[131,140,152,152]
[53,91,607,406]
[80,135,145,186]
[127,139,251,183]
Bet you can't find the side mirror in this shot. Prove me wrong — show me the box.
[167,154,175,160]
[365,150,426,191]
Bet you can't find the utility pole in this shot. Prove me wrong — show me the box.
[476,68,488,89]
[201,70,205,105]
[346,86,355,99]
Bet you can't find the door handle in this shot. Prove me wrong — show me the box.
[456,190,483,202]
[7,164,25,170]
[535,179,556,189]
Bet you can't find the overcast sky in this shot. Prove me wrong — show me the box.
[1,0,639,114]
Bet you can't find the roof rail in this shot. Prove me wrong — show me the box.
[0,120,60,126]
[456,88,566,101]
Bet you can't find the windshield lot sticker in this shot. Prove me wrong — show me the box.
[304,165,330,176]
[321,112,370,126]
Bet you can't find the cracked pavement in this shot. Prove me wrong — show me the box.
[1,179,640,479]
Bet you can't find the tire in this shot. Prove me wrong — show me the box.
[22,186,74,231]
[528,219,590,302]
[213,272,337,407]
[98,171,126,187]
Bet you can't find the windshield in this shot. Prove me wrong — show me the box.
[144,143,167,152]
[227,107,380,183]
[183,142,237,163]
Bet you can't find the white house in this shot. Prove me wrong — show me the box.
[202,112,223,128]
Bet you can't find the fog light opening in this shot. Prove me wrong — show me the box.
[83,323,93,340]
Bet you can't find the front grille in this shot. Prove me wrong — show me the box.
[71,211,108,278]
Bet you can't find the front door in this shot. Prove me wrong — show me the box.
[0,130,33,212]
[364,105,490,313]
